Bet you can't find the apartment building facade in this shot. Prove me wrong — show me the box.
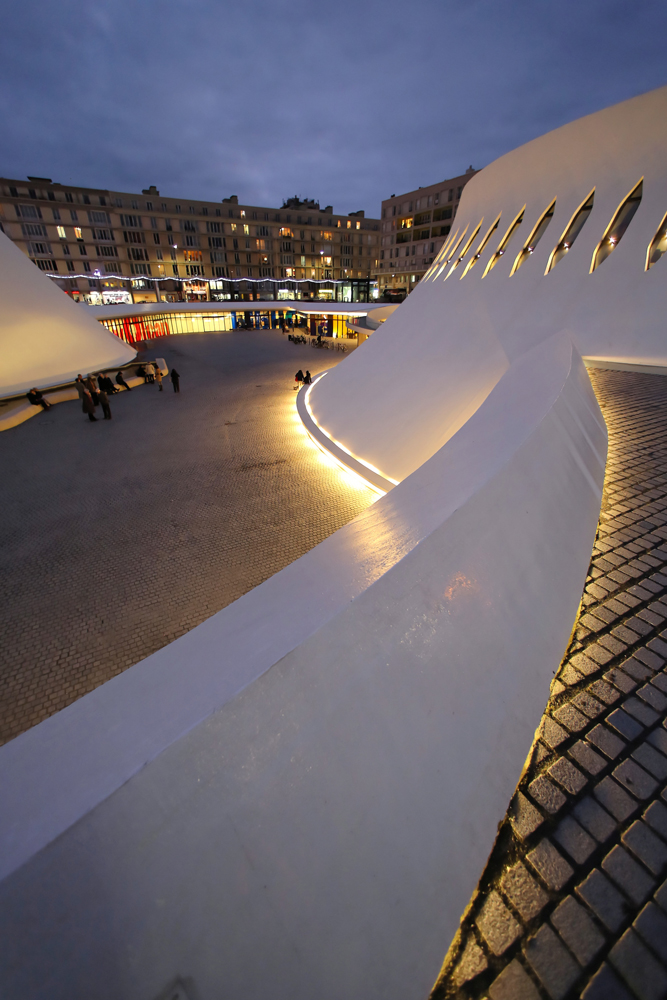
[0,179,380,303]
[374,168,478,299]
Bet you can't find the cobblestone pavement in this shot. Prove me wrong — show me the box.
[433,368,667,1000]
[0,332,375,745]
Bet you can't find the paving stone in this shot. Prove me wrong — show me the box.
[654,879,667,913]
[523,924,581,999]
[500,861,549,921]
[597,634,628,656]
[644,800,667,840]
[615,591,642,608]
[580,962,634,999]
[586,583,610,601]
[632,742,667,780]
[593,776,638,821]
[548,757,588,796]
[647,636,667,657]
[581,613,607,633]
[609,927,667,1000]
[650,672,667,693]
[550,895,605,966]
[560,663,585,686]
[634,647,665,670]
[553,703,588,733]
[607,664,641,690]
[452,934,488,986]
[622,820,667,876]
[612,624,641,644]
[569,740,607,777]
[527,839,574,891]
[488,959,541,1000]
[613,759,659,799]
[587,724,626,760]
[571,691,606,719]
[539,716,569,750]
[603,845,656,905]
[571,652,603,675]
[622,696,660,727]
[588,678,621,705]
[510,792,544,841]
[636,681,667,710]
[476,890,522,955]
[529,775,567,814]
[576,869,631,932]
[633,900,667,963]
[647,727,667,755]
[591,605,619,625]
[573,795,618,843]
[554,816,597,864]
[606,708,645,741]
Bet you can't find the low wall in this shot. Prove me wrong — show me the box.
[0,332,606,1000]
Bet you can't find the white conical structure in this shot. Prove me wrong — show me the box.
[0,230,135,396]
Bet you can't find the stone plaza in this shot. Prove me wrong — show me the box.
[0,331,375,745]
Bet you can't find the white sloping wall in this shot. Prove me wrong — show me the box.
[0,334,606,1000]
[0,231,135,396]
[311,85,667,484]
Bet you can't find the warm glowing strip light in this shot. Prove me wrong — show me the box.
[45,272,376,286]
[303,373,398,488]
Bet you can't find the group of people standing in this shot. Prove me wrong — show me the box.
[27,362,182,425]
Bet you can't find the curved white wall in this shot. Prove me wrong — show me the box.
[0,333,605,1000]
[0,231,135,396]
[310,85,667,484]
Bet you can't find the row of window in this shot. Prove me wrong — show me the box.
[382,185,465,220]
[6,188,380,228]
[426,180,666,282]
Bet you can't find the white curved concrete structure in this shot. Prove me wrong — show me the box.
[0,230,135,396]
[4,85,667,1000]
[310,85,667,484]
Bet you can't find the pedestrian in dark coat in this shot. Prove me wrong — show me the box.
[304,371,312,385]
[294,369,304,390]
[116,371,132,391]
[27,388,51,410]
[75,375,88,399]
[99,389,112,420]
[170,368,180,392]
[82,391,97,422]
[84,376,99,405]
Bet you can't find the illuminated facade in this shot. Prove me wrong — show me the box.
[0,184,380,303]
[373,168,477,298]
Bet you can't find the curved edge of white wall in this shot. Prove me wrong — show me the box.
[0,331,606,1000]
[0,231,135,397]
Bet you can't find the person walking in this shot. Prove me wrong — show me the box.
[155,366,163,391]
[116,370,132,391]
[145,362,155,384]
[99,387,112,419]
[27,388,51,410]
[170,368,180,393]
[84,375,99,405]
[294,369,304,390]
[81,390,97,422]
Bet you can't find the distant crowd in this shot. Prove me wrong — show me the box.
[27,363,181,423]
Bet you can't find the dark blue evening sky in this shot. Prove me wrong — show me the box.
[0,0,665,217]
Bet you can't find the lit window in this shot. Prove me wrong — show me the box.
[510,199,556,276]
[356,221,360,229]
[591,179,642,272]
[461,215,501,278]
[482,207,525,277]
[74,227,83,240]
[545,190,595,274]
[57,225,67,239]
[324,256,332,266]
[646,210,667,270]
[231,223,237,232]
[243,224,249,235]
[240,210,246,217]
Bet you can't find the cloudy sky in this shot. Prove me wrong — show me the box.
[0,0,665,217]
